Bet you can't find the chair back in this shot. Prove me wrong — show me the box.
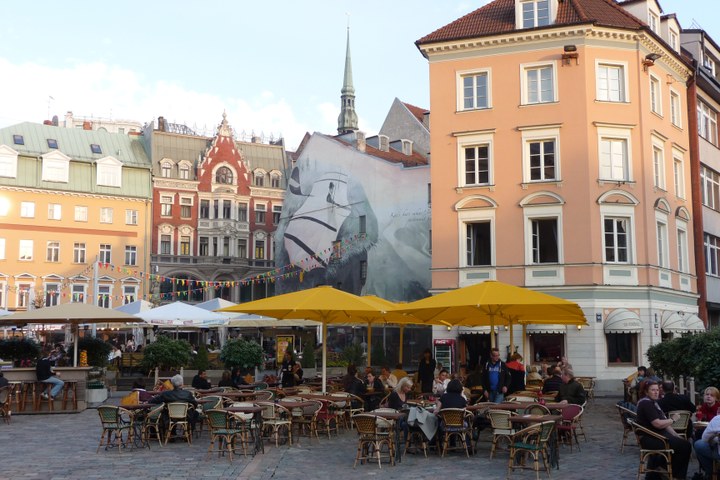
[97,405,121,427]
[253,382,269,391]
[628,420,671,448]
[525,403,551,415]
[166,402,189,420]
[254,390,274,401]
[438,408,468,429]
[205,409,229,429]
[538,420,556,443]
[0,386,10,405]
[487,409,513,429]
[329,392,348,408]
[669,410,692,433]
[231,401,255,421]
[353,414,379,436]
[146,404,165,423]
[561,403,583,422]
[202,395,224,410]
[256,401,290,421]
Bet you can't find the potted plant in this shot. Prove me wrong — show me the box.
[0,338,40,367]
[140,335,191,375]
[220,338,263,379]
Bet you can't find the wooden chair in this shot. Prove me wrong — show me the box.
[437,408,474,457]
[616,404,638,452]
[141,404,165,448]
[292,400,322,443]
[256,401,293,447]
[205,409,244,462]
[96,405,131,453]
[352,413,395,468]
[629,420,674,480]
[254,390,274,401]
[525,403,551,416]
[557,403,584,452]
[506,420,556,480]
[576,377,595,404]
[61,381,78,410]
[165,402,192,445]
[669,409,692,439]
[488,409,516,458]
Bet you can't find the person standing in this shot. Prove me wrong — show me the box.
[481,348,510,403]
[280,351,299,388]
[417,348,436,394]
[36,346,64,400]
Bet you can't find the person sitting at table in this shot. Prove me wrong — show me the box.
[0,372,8,388]
[343,364,367,408]
[696,387,720,422]
[391,363,408,381]
[694,409,720,478]
[527,365,543,382]
[433,369,450,395]
[636,380,691,480]
[365,369,385,410]
[434,379,467,412]
[231,367,250,388]
[218,370,235,388]
[379,366,398,389]
[36,345,64,400]
[542,366,563,394]
[657,380,694,439]
[387,377,413,410]
[132,380,154,403]
[149,374,199,433]
[555,368,586,405]
[191,369,212,390]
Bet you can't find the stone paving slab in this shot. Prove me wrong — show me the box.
[0,397,699,479]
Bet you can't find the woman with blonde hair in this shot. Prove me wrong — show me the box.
[387,377,413,410]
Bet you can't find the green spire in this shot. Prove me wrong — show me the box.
[337,26,358,134]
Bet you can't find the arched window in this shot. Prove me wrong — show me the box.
[215,167,233,184]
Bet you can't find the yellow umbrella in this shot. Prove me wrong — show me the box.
[220,286,402,392]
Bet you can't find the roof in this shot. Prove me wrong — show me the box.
[0,122,151,168]
[402,102,429,125]
[416,0,645,46]
[332,135,428,168]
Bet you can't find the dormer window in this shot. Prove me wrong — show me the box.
[47,139,58,149]
[13,135,24,145]
[90,144,102,154]
[648,11,659,33]
[379,135,389,152]
[521,0,550,29]
[402,139,413,156]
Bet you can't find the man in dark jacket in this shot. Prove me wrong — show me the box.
[542,366,563,394]
[658,380,694,438]
[149,374,199,432]
[481,348,511,403]
[191,370,211,390]
[556,368,586,405]
[36,346,64,399]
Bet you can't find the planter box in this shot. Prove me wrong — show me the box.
[86,387,108,406]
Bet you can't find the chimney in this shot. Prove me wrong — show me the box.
[356,131,366,152]
[82,121,92,130]
[379,134,389,152]
[64,111,74,128]
[401,139,413,156]
[43,120,52,125]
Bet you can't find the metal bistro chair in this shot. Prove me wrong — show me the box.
[96,405,132,453]
[488,409,517,459]
[229,402,259,458]
[437,408,474,457]
[506,420,556,480]
[353,413,395,468]
[557,403,584,452]
[196,395,224,438]
[616,404,638,453]
[256,401,293,447]
[142,404,165,448]
[165,402,193,445]
[292,400,322,443]
[205,409,244,462]
[629,420,674,480]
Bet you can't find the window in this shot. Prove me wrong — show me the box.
[650,75,662,115]
[179,164,190,180]
[359,215,367,234]
[73,243,86,263]
[255,204,266,224]
[652,144,665,190]
[200,200,210,219]
[199,237,209,256]
[360,260,368,282]
[123,285,137,304]
[17,284,31,308]
[607,333,637,364]
[273,205,282,225]
[255,239,265,259]
[604,218,630,263]
[238,203,248,222]
[46,241,60,262]
[160,235,171,255]
[463,145,490,185]
[100,207,113,224]
[530,218,558,263]
[48,204,61,220]
[670,91,682,127]
[523,64,555,104]
[673,153,685,199]
[521,0,550,28]
[20,202,35,218]
[0,238,4,259]
[160,196,173,217]
[599,137,629,181]
[460,71,490,110]
[527,139,556,181]
[42,156,69,182]
[656,221,668,268]
[90,144,102,154]
[706,233,720,276]
[704,53,716,76]
[596,63,626,102]
[669,30,679,51]
[45,283,60,307]
[161,162,172,178]
[213,200,218,218]
[97,284,111,308]
[179,236,190,255]
[99,244,111,264]
[702,166,720,210]
[96,158,121,187]
[0,148,18,178]
[180,197,192,219]
[271,174,281,188]
[254,172,265,186]
[466,222,492,266]
[19,240,33,260]
[222,200,231,219]
[222,237,230,256]
[75,206,88,222]
[125,246,137,266]
[698,101,718,145]
[677,225,689,273]
[237,239,247,258]
[13,134,24,145]
[71,284,86,303]
[125,209,138,225]
[648,11,659,33]
[215,166,233,184]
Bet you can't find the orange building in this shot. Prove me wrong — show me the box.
[417,0,699,391]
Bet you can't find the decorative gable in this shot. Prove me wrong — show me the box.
[0,144,19,178]
[96,156,123,187]
[41,150,71,183]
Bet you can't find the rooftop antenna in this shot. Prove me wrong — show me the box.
[47,96,54,120]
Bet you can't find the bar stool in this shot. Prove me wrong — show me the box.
[20,381,36,412]
[8,382,22,413]
[35,382,54,412]
[62,381,78,411]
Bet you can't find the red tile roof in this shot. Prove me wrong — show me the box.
[331,135,428,168]
[417,0,646,46]
[402,102,429,125]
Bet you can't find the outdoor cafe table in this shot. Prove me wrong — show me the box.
[214,391,259,401]
[487,402,569,411]
[122,403,155,448]
[223,405,264,454]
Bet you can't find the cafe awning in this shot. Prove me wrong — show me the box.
[661,311,687,334]
[603,308,642,334]
[526,324,567,334]
[684,314,706,332]
[458,326,498,335]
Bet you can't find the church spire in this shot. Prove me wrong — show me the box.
[337,25,358,134]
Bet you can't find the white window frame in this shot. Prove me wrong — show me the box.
[521,62,557,105]
[71,283,86,303]
[601,204,636,265]
[161,161,172,178]
[48,203,62,220]
[521,126,560,183]
[100,207,113,224]
[596,61,629,102]
[457,68,492,111]
[651,139,666,190]
[701,165,720,210]
[46,241,60,262]
[180,196,193,219]
[19,239,33,261]
[41,153,70,183]
[73,242,86,263]
[673,149,686,199]
[522,204,563,265]
[698,100,718,146]
[97,284,112,308]
[457,131,494,187]
[99,244,112,264]
[125,245,137,266]
[179,162,191,180]
[706,233,720,277]
[669,89,682,127]
[648,11,659,33]
[122,284,138,304]
[44,282,60,307]
[20,201,35,218]
[125,209,138,225]
[677,221,689,274]
[669,29,679,52]
[517,0,552,29]
[650,74,662,115]
[597,125,633,182]
[0,145,18,178]
[96,156,122,187]
[255,203,267,224]
[75,205,88,222]
[160,195,173,217]
[272,204,282,225]
[655,213,669,269]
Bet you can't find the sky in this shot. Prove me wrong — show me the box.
[0,0,716,150]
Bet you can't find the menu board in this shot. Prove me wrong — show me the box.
[276,335,295,366]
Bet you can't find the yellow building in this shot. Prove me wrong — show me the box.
[0,123,153,310]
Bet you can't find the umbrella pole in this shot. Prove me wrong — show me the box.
[399,325,405,366]
[73,324,78,367]
[521,324,527,364]
[322,323,328,394]
[490,315,496,349]
[508,322,514,358]
[367,324,372,367]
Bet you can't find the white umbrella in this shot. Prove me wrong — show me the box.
[115,300,154,315]
[137,301,227,327]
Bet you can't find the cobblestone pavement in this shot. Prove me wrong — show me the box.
[0,396,700,480]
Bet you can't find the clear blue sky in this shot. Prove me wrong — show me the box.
[0,0,715,149]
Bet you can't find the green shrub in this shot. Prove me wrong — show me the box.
[78,337,112,368]
[0,338,40,363]
[341,343,364,367]
[648,329,720,391]
[220,338,263,370]
[192,343,210,370]
[141,335,191,372]
[301,342,316,368]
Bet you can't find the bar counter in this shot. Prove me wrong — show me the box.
[2,367,93,413]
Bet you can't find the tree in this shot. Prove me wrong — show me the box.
[647,329,720,391]
[220,338,263,371]
[192,343,210,370]
[140,335,191,372]
[301,342,316,369]
[341,343,364,367]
